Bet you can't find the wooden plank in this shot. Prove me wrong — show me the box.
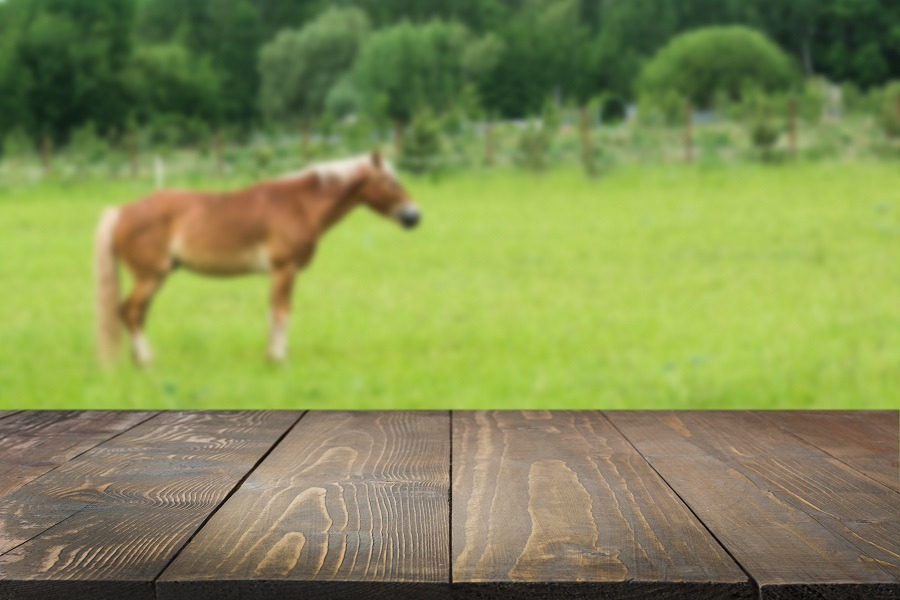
[158,411,451,600]
[451,411,752,599]
[0,411,156,498]
[607,411,900,599]
[0,410,300,600]
[0,412,19,421]
[757,411,899,492]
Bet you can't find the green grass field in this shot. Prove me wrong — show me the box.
[1,162,898,410]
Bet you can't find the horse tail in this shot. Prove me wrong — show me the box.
[94,207,121,366]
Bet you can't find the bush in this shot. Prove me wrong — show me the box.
[639,26,797,109]
[67,121,109,164]
[143,114,212,150]
[638,89,685,127]
[398,107,444,175]
[600,95,627,125]
[743,92,783,160]
[2,127,34,160]
[515,100,559,172]
[879,82,900,139]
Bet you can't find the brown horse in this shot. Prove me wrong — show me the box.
[94,151,420,366]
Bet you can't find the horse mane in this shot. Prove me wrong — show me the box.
[279,154,397,186]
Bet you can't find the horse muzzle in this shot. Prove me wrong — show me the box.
[397,204,421,229]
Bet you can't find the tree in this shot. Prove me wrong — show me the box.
[352,20,493,150]
[5,0,136,141]
[481,0,593,117]
[259,6,369,148]
[346,0,509,31]
[137,0,264,124]
[639,26,798,109]
[0,17,31,142]
[123,42,222,126]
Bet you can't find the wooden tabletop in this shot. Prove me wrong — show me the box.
[0,410,896,600]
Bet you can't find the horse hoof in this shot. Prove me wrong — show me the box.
[266,350,286,363]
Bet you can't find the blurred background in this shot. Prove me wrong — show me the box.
[0,0,897,410]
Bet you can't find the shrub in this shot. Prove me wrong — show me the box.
[600,95,627,125]
[638,89,685,127]
[515,122,552,172]
[879,82,900,139]
[639,26,797,109]
[515,100,559,172]
[398,107,444,175]
[67,121,109,164]
[743,92,783,160]
[2,127,34,160]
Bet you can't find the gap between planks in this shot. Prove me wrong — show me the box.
[602,410,761,598]
[152,410,308,588]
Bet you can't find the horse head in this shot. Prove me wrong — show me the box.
[357,150,421,230]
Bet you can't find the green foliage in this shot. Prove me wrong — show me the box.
[795,79,826,123]
[67,122,109,163]
[352,20,480,123]
[743,91,783,160]
[2,127,34,159]
[481,0,593,117]
[515,102,560,172]
[639,26,798,109]
[142,114,212,150]
[123,43,222,125]
[600,96,627,125]
[1,0,899,148]
[325,76,362,118]
[258,7,369,124]
[879,82,900,138]
[638,90,686,127]
[137,0,264,124]
[397,107,444,174]
[3,0,136,141]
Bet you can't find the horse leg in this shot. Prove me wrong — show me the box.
[267,265,297,362]
[120,274,166,367]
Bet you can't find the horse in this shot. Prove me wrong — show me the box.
[93,151,420,367]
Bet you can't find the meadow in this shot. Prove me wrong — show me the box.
[1,161,897,410]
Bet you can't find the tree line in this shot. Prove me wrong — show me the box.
[0,0,898,148]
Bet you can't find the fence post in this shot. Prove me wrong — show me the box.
[129,129,138,178]
[683,101,693,164]
[788,97,797,155]
[300,121,309,162]
[579,105,591,165]
[215,127,223,175]
[484,120,493,167]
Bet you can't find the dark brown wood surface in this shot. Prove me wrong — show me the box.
[756,411,899,492]
[0,411,156,498]
[452,411,751,599]
[0,410,896,599]
[606,411,900,599]
[0,412,19,421]
[158,411,451,600]
[0,410,300,600]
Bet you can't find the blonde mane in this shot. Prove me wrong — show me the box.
[280,154,396,185]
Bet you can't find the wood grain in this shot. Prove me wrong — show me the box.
[451,411,751,599]
[756,411,899,492]
[0,411,156,498]
[0,412,19,421]
[0,410,300,600]
[158,411,451,600]
[607,411,900,599]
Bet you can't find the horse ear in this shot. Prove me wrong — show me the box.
[371,149,382,169]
